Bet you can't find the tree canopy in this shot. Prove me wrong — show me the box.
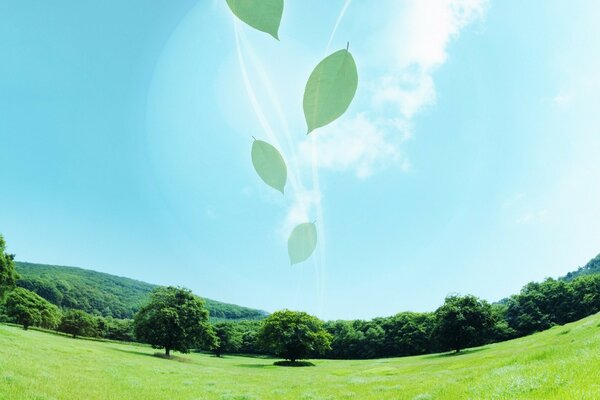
[58,309,97,338]
[5,287,61,330]
[258,310,332,363]
[213,322,242,357]
[432,294,494,353]
[0,234,18,300]
[133,286,216,356]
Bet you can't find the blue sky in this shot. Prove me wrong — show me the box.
[1,0,599,320]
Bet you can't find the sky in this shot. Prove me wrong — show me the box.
[1,0,600,320]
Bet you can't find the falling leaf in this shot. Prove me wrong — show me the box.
[288,222,317,265]
[303,47,358,133]
[251,139,287,194]
[226,0,284,40]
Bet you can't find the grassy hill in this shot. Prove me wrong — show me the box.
[1,312,599,399]
[14,261,267,321]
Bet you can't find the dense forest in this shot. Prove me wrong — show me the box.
[14,262,268,321]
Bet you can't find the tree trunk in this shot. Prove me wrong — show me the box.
[23,325,28,331]
[165,348,171,357]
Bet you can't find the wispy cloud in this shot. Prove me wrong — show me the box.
[301,0,488,178]
[516,209,547,225]
[298,113,408,178]
[502,192,526,209]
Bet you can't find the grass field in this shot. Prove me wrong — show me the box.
[1,313,600,400]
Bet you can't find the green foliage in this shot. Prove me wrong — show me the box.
[134,287,217,356]
[258,310,332,362]
[59,309,96,338]
[231,319,263,354]
[432,294,494,353]
[213,322,242,357]
[287,222,317,265]
[323,313,435,359]
[505,275,600,337]
[0,234,18,300]
[5,287,61,330]
[226,0,283,40]
[251,139,287,194]
[378,312,435,356]
[303,48,358,133]
[488,303,517,342]
[563,253,600,280]
[15,262,267,321]
[104,318,135,341]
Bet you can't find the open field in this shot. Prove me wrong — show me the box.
[2,313,600,400]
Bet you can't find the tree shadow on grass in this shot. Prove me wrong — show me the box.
[235,363,273,369]
[422,347,489,359]
[110,347,155,358]
[109,347,192,363]
[273,361,315,367]
[236,360,315,368]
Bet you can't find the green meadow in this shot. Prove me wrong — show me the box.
[2,313,600,400]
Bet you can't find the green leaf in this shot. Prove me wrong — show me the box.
[288,222,317,265]
[303,48,358,133]
[251,139,287,194]
[226,0,284,40]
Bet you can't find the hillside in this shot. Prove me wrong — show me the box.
[14,262,267,321]
[562,253,600,281]
[2,312,599,399]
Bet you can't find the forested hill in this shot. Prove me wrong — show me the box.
[14,262,268,321]
[562,253,600,281]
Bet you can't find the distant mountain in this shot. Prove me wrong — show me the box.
[562,253,600,281]
[14,262,268,321]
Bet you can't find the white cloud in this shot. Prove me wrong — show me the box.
[302,0,487,178]
[298,113,407,178]
[551,94,572,106]
[516,209,547,225]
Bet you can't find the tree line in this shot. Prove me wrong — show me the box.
[2,234,600,362]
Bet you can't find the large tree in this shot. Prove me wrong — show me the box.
[432,294,494,353]
[5,287,61,330]
[258,310,332,363]
[0,234,18,299]
[133,286,216,356]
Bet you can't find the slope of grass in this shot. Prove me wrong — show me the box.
[2,313,600,400]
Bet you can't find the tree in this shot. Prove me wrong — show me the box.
[432,294,494,353]
[379,312,435,357]
[0,234,18,300]
[213,322,242,357]
[133,286,216,356]
[59,310,96,338]
[5,287,61,330]
[258,310,332,363]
